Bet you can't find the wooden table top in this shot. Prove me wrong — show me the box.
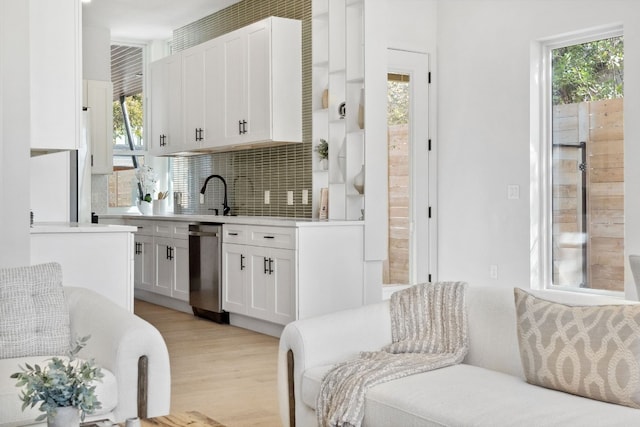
[119,411,225,427]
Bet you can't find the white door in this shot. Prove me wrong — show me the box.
[182,45,206,149]
[135,234,155,292]
[166,55,183,152]
[245,21,271,142]
[172,239,190,302]
[149,60,167,154]
[223,32,246,144]
[247,247,270,321]
[154,238,174,296]
[385,49,432,285]
[222,243,247,314]
[270,248,295,325]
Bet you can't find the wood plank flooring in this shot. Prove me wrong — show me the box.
[134,300,281,427]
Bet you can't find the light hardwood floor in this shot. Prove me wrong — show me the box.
[134,300,282,427]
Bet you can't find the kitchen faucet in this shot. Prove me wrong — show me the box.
[200,174,231,216]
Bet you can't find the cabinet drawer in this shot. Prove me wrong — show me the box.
[223,224,248,244]
[248,226,295,249]
[172,222,190,240]
[126,219,155,235]
[153,221,191,239]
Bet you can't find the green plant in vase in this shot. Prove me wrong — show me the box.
[10,336,103,425]
[315,139,329,170]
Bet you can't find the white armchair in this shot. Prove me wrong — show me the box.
[0,286,171,426]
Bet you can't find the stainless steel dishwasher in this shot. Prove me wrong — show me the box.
[188,223,229,324]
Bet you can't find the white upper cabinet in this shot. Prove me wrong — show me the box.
[83,80,114,174]
[182,40,225,150]
[149,54,184,156]
[30,0,81,154]
[219,17,302,148]
[148,16,301,156]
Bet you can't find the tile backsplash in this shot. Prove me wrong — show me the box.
[173,144,312,217]
[170,0,312,218]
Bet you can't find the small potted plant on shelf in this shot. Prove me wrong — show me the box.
[315,139,329,170]
[11,336,103,427]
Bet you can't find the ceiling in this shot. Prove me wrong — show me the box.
[82,0,241,41]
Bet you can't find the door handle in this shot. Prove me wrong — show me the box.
[241,120,248,134]
[263,257,269,274]
[240,254,245,270]
[268,258,274,275]
[238,120,243,135]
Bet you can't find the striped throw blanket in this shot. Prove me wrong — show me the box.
[316,281,468,427]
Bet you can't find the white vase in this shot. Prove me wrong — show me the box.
[353,164,365,194]
[137,200,153,215]
[47,406,79,427]
[320,158,328,170]
[153,198,168,215]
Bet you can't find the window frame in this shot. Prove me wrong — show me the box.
[531,24,623,297]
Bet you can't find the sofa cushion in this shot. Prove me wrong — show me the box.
[302,363,640,426]
[0,263,70,358]
[515,288,640,409]
[0,355,117,426]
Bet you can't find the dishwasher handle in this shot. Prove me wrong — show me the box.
[189,231,220,237]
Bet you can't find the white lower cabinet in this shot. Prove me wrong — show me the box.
[222,243,247,314]
[128,219,190,302]
[133,233,155,292]
[246,246,295,325]
[222,225,296,325]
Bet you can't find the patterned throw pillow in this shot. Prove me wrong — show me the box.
[514,288,640,408]
[0,262,71,358]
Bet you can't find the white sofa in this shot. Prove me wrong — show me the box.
[278,285,640,426]
[0,287,171,427]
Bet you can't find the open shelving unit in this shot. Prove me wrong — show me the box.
[312,0,365,220]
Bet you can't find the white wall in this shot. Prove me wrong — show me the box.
[436,0,640,296]
[0,1,31,267]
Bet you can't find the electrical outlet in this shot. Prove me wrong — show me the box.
[264,190,270,204]
[302,189,309,205]
[287,191,294,205]
[490,265,498,279]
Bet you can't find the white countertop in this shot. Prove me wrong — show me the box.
[98,213,363,227]
[30,222,138,234]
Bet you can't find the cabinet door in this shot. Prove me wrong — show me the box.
[247,247,271,321]
[149,55,183,155]
[172,238,189,302]
[149,60,168,154]
[166,55,184,152]
[245,21,271,142]
[134,234,155,292]
[270,248,296,325]
[203,41,225,147]
[154,238,174,296]
[84,80,114,174]
[30,0,80,152]
[222,32,246,144]
[182,46,205,149]
[222,243,247,314]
